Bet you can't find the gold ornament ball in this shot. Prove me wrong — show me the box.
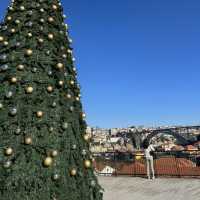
[17,64,25,70]
[51,150,58,157]
[26,49,33,56]
[5,147,13,156]
[70,80,74,85]
[25,137,32,145]
[10,77,17,83]
[48,33,54,40]
[70,169,77,176]
[38,38,44,43]
[84,134,90,142]
[26,86,33,94]
[4,41,8,46]
[52,4,58,10]
[75,97,80,101]
[15,19,20,24]
[10,28,16,33]
[7,16,12,21]
[43,157,53,167]
[36,111,44,118]
[84,160,92,168]
[48,17,54,23]
[56,63,64,69]
[20,6,25,11]
[28,33,32,37]
[47,86,53,92]
[58,80,64,86]
[67,94,71,99]
[0,36,4,42]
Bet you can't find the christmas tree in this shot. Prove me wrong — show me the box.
[0,0,103,199]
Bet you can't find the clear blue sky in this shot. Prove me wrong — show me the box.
[1,0,200,128]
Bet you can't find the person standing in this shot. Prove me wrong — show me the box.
[144,144,155,180]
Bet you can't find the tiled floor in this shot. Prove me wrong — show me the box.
[98,176,200,200]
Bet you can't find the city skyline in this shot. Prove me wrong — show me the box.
[1,1,200,128]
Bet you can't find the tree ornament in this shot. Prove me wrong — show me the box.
[63,14,67,19]
[84,134,90,142]
[40,8,45,12]
[15,128,21,135]
[16,42,21,47]
[0,103,3,109]
[69,106,74,112]
[49,127,54,132]
[46,50,50,55]
[47,86,53,93]
[0,64,9,71]
[0,36,4,42]
[17,64,25,70]
[58,80,64,86]
[7,16,12,21]
[5,147,13,156]
[3,161,12,168]
[6,91,13,98]
[48,33,54,40]
[52,4,58,10]
[20,6,25,11]
[70,169,77,176]
[82,112,86,119]
[43,157,53,167]
[62,122,68,130]
[27,33,32,37]
[75,97,80,101]
[10,77,17,84]
[52,174,60,181]
[69,38,73,43]
[84,160,92,168]
[26,49,33,56]
[48,17,54,23]
[62,54,67,58]
[3,41,9,46]
[67,49,72,54]
[52,102,57,108]
[15,19,20,24]
[56,63,64,69]
[10,28,16,33]
[70,80,74,85]
[51,150,58,157]
[38,38,44,43]
[82,149,87,156]
[66,94,72,99]
[36,111,44,118]
[40,18,45,23]
[8,6,13,11]
[9,107,17,116]
[48,70,53,76]
[26,86,33,94]
[32,68,37,73]
[24,137,32,145]
[72,144,77,150]
[59,30,64,35]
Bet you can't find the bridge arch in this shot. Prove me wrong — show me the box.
[142,129,189,148]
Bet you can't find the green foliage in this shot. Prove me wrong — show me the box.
[0,0,103,199]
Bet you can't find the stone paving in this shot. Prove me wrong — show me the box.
[98,176,200,200]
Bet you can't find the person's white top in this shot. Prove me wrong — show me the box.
[144,144,155,158]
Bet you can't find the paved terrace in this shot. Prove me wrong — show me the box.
[99,176,200,200]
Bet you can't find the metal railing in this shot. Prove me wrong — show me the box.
[93,151,200,177]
